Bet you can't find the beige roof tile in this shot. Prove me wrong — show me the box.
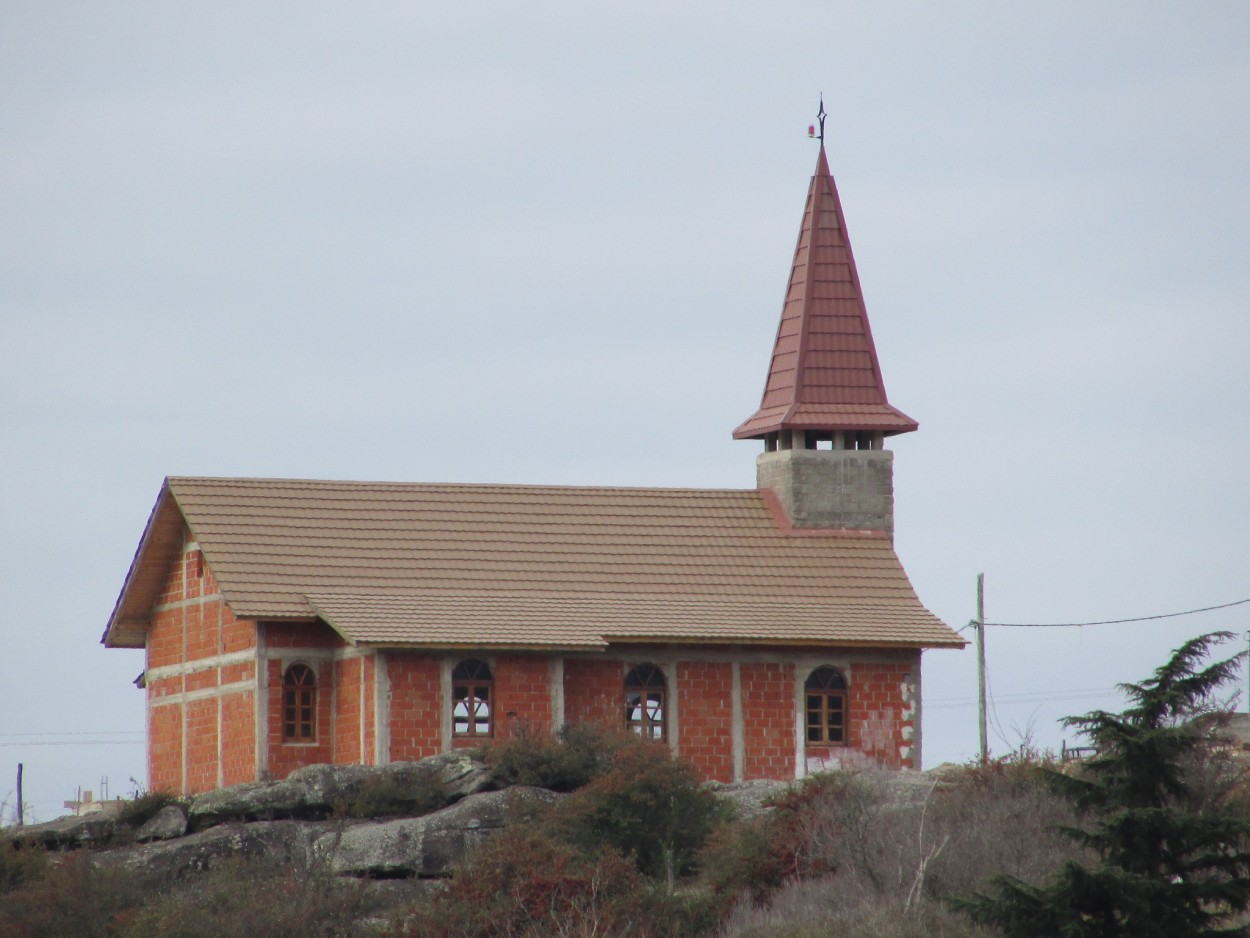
[103,477,963,651]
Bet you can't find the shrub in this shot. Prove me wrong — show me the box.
[480,722,628,792]
[0,851,146,938]
[701,775,851,903]
[113,857,373,938]
[562,740,728,887]
[389,824,649,938]
[334,767,451,819]
[0,843,47,895]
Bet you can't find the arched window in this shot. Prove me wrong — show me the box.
[452,659,493,738]
[805,667,848,746]
[624,664,666,740]
[282,663,317,742]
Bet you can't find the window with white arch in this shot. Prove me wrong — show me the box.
[452,659,493,738]
[624,664,666,740]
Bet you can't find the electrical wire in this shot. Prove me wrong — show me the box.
[980,597,1250,629]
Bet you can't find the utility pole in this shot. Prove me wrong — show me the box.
[16,763,23,827]
[977,573,987,765]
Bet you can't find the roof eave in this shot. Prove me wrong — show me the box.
[101,480,184,648]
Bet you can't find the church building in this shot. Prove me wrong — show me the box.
[103,141,963,795]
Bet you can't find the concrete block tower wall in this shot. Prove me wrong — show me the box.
[757,449,895,538]
[145,527,257,794]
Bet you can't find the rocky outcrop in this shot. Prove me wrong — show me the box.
[8,807,122,849]
[187,752,492,830]
[111,820,321,880]
[101,786,560,882]
[316,786,561,878]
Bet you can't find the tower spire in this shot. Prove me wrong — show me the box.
[733,121,917,449]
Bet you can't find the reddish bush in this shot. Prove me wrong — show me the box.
[391,825,648,938]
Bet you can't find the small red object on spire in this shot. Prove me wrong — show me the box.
[808,124,816,138]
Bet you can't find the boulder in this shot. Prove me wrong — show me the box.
[318,786,561,878]
[4,803,124,849]
[287,753,491,815]
[188,779,306,830]
[134,804,188,842]
[108,820,322,880]
[187,754,494,830]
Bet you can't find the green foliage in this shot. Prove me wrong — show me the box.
[333,767,451,819]
[562,740,728,886]
[479,722,628,792]
[956,632,1250,937]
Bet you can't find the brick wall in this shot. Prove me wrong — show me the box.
[387,654,442,761]
[676,661,734,782]
[848,658,918,770]
[563,658,624,730]
[145,529,259,795]
[265,655,335,779]
[741,662,795,780]
[493,655,553,740]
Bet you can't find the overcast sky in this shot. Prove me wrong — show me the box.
[3,3,1249,822]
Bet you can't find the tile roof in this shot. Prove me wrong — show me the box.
[734,146,918,440]
[103,477,962,651]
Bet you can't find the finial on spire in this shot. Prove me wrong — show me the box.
[807,95,827,145]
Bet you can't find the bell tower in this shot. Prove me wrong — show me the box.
[734,118,916,539]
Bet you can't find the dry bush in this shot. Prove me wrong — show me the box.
[388,824,650,938]
[113,856,374,938]
[0,852,147,938]
[712,762,1082,937]
[921,761,1083,900]
[716,876,994,938]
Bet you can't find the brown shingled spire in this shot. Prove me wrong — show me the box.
[733,144,917,447]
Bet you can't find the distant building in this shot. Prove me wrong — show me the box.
[63,789,108,817]
[102,143,963,795]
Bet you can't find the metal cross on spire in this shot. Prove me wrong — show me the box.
[808,95,827,145]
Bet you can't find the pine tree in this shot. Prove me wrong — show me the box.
[957,631,1250,937]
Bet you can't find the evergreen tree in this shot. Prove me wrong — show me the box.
[957,631,1250,937]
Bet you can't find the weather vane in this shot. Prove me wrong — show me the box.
[807,95,827,145]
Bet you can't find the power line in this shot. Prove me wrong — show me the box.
[980,597,1250,629]
[0,740,143,748]
[0,735,143,740]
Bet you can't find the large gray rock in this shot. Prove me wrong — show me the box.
[288,753,491,815]
[188,779,306,830]
[134,804,188,842]
[108,820,322,880]
[187,754,493,831]
[318,786,561,878]
[4,809,120,849]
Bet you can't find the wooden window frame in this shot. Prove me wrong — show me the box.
[452,659,494,739]
[805,666,848,747]
[624,663,666,740]
[282,663,317,743]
